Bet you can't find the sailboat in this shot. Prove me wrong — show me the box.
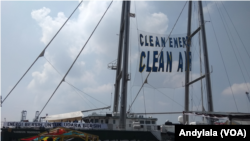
[2,0,250,140]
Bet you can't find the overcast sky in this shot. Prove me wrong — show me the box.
[1,1,250,124]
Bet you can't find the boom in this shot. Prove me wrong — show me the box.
[81,106,111,113]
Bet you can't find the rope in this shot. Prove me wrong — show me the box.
[38,0,113,117]
[66,82,104,107]
[70,84,97,109]
[44,57,100,109]
[219,2,250,90]
[216,1,249,91]
[207,1,238,111]
[221,3,250,60]
[216,3,249,92]
[132,1,147,115]
[2,0,84,104]
[148,83,184,108]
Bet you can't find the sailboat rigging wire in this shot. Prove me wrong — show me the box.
[44,57,63,76]
[217,2,250,114]
[221,3,250,60]
[205,2,238,112]
[133,1,147,115]
[43,57,101,108]
[110,93,112,110]
[203,78,208,111]
[196,96,202,111]
[66,82,99,108]
[216,2,249,92]
[147,83,184,108]
[189,29,201,110]
[128,1,188,112]
[129,6,133,112]
[170,89,176,121]
[218,2,250,86]
[189,5,201,111]
[2,0,84,104]
[71,84,97,109]
[142,87,147,117]
[38,0,113,117]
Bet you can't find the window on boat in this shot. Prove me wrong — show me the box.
[146,121,150,124]
[95,119,99,123]
[101,120,103,123]
[90,119,93,123]
[105,119,109,124]
[140,121,144,124]
[152,121,155,124]
[113,120,116,124]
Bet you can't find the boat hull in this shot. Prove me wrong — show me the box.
[1,128,161,141]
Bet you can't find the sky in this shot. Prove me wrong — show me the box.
[1,0,250,125]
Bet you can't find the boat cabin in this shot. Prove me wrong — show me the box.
[82,112,158,131]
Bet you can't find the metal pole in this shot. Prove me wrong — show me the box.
[119,0,131,129]
[199,31,204,112]
[198,0,214,121]
[199,23,205,123]
[184,0,192,125]
[113,1,126,113]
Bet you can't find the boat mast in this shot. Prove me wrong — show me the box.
[113,0,131,129]
[198,1,214,115]
[113,1,126,113]
[184,0,192,125]
[185,1,214,124]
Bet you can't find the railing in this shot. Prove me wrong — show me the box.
[1,121,160,132]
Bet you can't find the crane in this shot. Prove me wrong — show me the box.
[20,110,27,122]
[33,111,39,122]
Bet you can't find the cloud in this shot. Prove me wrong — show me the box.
[143,12,169,34]
[135,1,148,10]
[84,83,113,94]
[31,1,115,59]
[29,1,118,87]
[203,1,224,14]
[31,7,68,44]
[79,71,97,86]
[24,1,175,121]
[27,62,61,92]
[24,2,124,117]
[222,83,250,95]
[31,7,51,22]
